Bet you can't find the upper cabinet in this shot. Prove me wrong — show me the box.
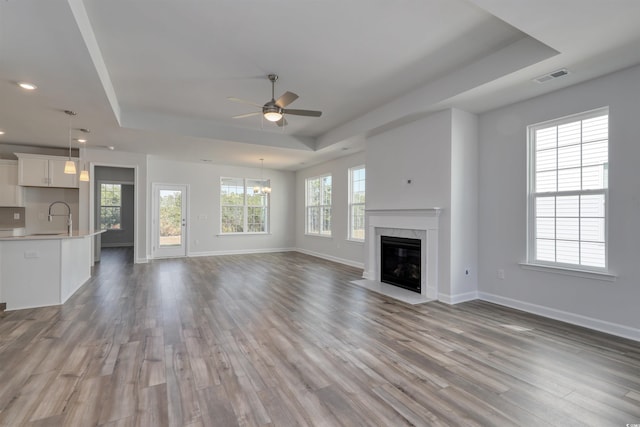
[15,153,79,188]
[0,160,25,206]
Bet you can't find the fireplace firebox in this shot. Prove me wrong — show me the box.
[380,236,421,293]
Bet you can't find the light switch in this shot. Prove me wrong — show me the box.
[24,251,40,259]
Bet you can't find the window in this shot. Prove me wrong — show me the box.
[349,166,366,241]
[527,108,608,270]
[100,183,121,230]
[306,174,332,236]
[220,177,269,234]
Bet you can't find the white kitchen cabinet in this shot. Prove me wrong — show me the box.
[16,153,79,188]
[0,160,25,206]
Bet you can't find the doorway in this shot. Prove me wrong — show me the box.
[94,166,136,263]
[152,183,188,258]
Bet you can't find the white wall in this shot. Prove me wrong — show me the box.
[366,111,452,211]
[295,151,366,267]
[478,63,640,339]
[450,109,479,301]
[366,110,455,298]
[147,157,295,256]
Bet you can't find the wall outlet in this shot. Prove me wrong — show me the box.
[497,269,505,279]
[24,251,40,259]
[14,213,20,220]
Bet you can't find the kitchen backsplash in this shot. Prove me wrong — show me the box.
[24,187,79,234]
[0,206,26,230]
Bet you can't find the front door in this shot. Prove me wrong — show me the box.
[152,184,188,258]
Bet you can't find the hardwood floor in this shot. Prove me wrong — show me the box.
[0,249,639,426]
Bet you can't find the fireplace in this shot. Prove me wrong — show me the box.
[365,208,440,299]
[380,235,421,293]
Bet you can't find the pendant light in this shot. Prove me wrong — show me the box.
[253,158,271,194]
[63,110,77,175]
[79,141,89,182]
[253,158,262,194]
[78,135,89,182]
[260,158,271,194]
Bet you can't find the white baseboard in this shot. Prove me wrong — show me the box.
[187,247,296,258]
[478,292,640,342]
[295,248,364,269]
[439,291,478,305]
[135,257,148,264]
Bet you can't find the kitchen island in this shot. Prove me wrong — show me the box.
[0,231,105,310]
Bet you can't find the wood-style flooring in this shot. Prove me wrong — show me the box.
[0,248,639,426]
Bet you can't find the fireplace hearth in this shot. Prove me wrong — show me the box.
[380,235,421,293]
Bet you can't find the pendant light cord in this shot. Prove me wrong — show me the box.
[68,113,72,159]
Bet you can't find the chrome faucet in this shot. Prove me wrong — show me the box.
[48,201,72,236]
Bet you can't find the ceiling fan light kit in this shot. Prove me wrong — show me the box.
[229,74,322,127]
[263,107,283,122]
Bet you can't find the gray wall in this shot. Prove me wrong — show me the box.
[147,157,296,256]
[295,151,366,267]
[478,63,640,339]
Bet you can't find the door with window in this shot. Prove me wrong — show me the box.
[152,184,188,258]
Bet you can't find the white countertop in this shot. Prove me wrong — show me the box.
[0,230,106,241]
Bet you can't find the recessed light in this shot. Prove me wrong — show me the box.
[18,82,37,90]
[74,138,87,143]
[0,130,5,135]
[107,146,115,150]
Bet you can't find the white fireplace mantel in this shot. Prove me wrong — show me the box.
[364,208,440,300]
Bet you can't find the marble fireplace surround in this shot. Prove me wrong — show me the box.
[363,208,440,300]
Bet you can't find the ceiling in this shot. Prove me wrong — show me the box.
[1,0,640,170]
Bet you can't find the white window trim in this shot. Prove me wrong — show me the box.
[305,174,332,237]
[526,106,610,274]
[348,165,365,242]
[519,262,616,282]
[220,177,270,235]
[99,180,126,231]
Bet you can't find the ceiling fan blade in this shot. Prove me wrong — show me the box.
[227,97,263,108]
[232,111,261,119]
[275,91,298,108]
[276,117,288,127]
[283,108,322,117]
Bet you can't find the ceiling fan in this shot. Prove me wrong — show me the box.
[228,74,322,127]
